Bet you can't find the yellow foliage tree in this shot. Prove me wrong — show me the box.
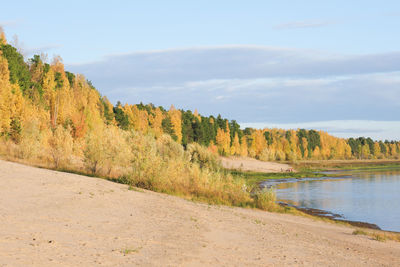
[149,107,164,137]
[301,137,308,159]
[230,132,241,155]
[216,128,230,155]
[0,27,6,45]
[312,146,321,159]
[373,142,381,159]
[168,105,182,143]
[0,54,12,135]
[193,109,201,122]
[361,144,370,159]
[240,136,248,157]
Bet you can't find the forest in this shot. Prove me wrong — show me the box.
[1,30,399,170]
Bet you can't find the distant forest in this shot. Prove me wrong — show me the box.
[1,32,399,163]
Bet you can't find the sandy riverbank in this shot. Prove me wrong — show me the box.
[221,156,293,172]
[0,159,399,266]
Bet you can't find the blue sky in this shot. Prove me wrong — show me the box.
[1,1,400,140]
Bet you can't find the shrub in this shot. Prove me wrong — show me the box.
[187,142,221,171]
[119,131,251,206]
[48,126,73,169]
[83,129,105,175]
[102,127,131,176]
[157,134,185,160]
[252,187,280,211]
[18,119,43,160]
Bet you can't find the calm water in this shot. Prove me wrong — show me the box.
[271,170,400,232]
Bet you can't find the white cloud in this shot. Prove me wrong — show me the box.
[69,45,400,88]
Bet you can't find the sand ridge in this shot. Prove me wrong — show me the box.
[0,159,399,266]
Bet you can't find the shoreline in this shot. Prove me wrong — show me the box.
[292,159,400,171]
[260,173,396,233]
[278,202,382,231]
[242,164,400,233]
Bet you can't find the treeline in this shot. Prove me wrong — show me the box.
[0,31,399,166]
[100,103,400,161]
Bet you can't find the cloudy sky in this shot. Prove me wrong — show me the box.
[1,1,400,140]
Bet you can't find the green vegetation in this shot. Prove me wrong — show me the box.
[352,229,368,236]
[230,170,337,187]
[0,43,32,94]
[114,134,252,206]
[353,229,400,242]
[120,247,142,255]
[293,160,400,172]
[252,188,281,212]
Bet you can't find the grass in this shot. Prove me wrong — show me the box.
[372,234,387,242]
[229,169,342,188]
[127,185,144,192]
[252,188,279,211]
[254,219,266,225]
[352,229,400,242]
[120,247,142,255]
[292,160,400,172]
[352,229,368,236]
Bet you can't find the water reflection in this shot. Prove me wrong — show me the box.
[274,170,400,232]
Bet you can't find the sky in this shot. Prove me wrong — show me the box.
[1,0,400,140]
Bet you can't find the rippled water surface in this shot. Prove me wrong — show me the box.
[274,170,400,232]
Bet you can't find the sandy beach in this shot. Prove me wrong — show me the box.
[221,156,293,172]
[0,159,399,266]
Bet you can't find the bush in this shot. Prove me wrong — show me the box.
[187,142,221,171]
[18,119,43,160]
[102,127,131,176]
[83,130,105,175]
[48,126,73,168]
[157,134,185,160]
[119,131,251,206]
[252,187,280,211]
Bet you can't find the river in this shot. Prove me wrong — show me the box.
[265,169,400,232]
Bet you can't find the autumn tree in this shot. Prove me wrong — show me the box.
[0,27,6,45]
[149,107,164,137]
[230,132,241,155]
[216,128,230,155]
[0,53,12,136]
[239,136,248,157]
[168,105,182,143]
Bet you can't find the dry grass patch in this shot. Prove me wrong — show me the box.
[352,229,400,242]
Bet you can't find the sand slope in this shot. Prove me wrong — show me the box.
[0,159,399,266]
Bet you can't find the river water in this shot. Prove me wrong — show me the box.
[270,170,400,232]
